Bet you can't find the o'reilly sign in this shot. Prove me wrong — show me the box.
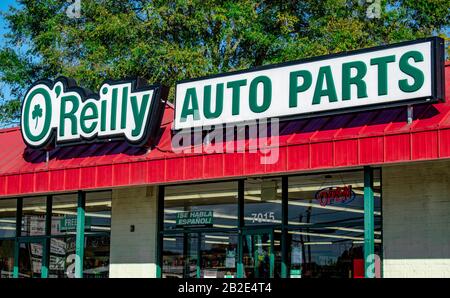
[21,77,168,148]
[174,37,444,129]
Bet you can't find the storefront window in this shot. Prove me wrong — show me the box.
[162,232,238,278]
[163,181,239,278]
[0,199,17,278]
[286,231,364,278]
[244,178,282,226]
[0,199,16,238]
[49,237,76,278]
[51,194,77,236]
[242,230,273,278]
[164,181,238,230]
[161,171,381,279]
[0,240,15,278]
[21,197,46,236]
[287,170,382,278]
[83,191,111,278]
[18,240,43,278]
[162,234,194,278]
[84,235,110,278]
[0,191,112,279]
[201,232,238,278]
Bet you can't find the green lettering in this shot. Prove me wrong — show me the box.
[249,76,272,113]
[59,95,79,137]
[342,61,367,100]
[203,84,223,119]
[180,88,200,122]
[399,51,424,92]
[110,88,118,130]
[100,100,107,132]
[289,70,312,108]
[80,101,98,134]
[120,87,128,129]
[312,66,338,105]
[130,94,150,137]
[370,55,396,96]
[23,88,52,143]
[226,79,247,115]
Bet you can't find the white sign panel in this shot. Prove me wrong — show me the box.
[175,38,444,130]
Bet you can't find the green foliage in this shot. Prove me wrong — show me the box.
[0,0,449,126]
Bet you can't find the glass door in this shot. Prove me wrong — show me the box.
[242,228,274,278]
[184,233,199,278]
[17,238,46,278]
[162,233,198,278]
[200,232,238,278]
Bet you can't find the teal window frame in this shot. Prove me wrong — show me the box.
[158,168,382,279]
[0,190,111,279]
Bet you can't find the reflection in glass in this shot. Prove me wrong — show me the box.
[49,237,76,278]
[243,232,274,278]
[0,240,14,278]
[51,194,78,236]
[286,229,366,278]
[83,192,111,278]
[22,197,47,236]
[287,170,382,278]
[161,170,383,279]
[201,233,238,278]
[163,234,189,278]
[162,234,199,278]
[18,241,43,278]
[0,199,16,238]
[244,178,282,226]
[163,232,238,278]
[85,192,112,235]
[84,235,110,278]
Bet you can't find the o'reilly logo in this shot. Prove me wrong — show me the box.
[21,77,167,148]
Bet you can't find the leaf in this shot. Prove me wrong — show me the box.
[32,103,43,129]
[32,104,43,120]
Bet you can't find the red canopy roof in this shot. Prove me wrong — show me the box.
[1,63,450,198]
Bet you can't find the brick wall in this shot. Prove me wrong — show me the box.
[109,185,159,278]
[382,159,450,277]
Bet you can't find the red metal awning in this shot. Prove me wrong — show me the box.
[1,63,450,198]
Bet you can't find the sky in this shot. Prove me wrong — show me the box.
[0,0,20,46]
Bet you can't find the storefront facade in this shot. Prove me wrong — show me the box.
[0,38,449,278]
[161,169,382,278]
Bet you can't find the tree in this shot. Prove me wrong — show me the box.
[0,0,449,126]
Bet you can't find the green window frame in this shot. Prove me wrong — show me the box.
[157,167,382,279]
[0,190,111,279]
